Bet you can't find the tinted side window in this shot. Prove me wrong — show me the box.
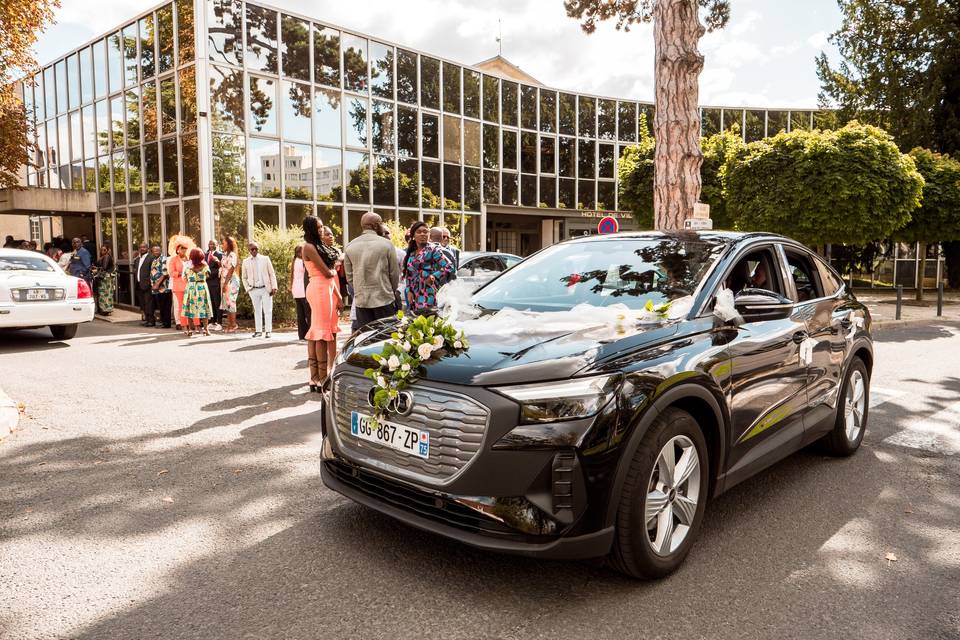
[723,247,784,297]
[784,250,823,302]
[470,256,503,273]
[813,255,843,296]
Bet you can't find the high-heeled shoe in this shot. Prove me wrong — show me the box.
[309,384,318,393]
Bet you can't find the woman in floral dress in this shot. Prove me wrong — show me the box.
[403,220,454,315]
[219,236,240,333]
[182,248,214,337]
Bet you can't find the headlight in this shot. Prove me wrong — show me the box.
[495,374,621,424]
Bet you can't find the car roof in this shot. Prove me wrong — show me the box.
[460,251,522,261]
[0,248,52,257]
[563,230,784,245]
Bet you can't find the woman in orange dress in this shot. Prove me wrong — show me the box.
[301,216,342,392]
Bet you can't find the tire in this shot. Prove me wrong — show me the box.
[50,324,78,340]
[609,407,710,579]
[821,358,869,456]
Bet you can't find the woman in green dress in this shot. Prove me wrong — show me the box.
[182,248,214,337]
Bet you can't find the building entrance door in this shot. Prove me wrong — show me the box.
[486,215,541,257]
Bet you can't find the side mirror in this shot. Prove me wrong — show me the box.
[734,288,793,322]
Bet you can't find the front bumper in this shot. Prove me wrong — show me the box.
[0,299,95,328]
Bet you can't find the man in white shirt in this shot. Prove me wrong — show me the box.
[241,241,278,338]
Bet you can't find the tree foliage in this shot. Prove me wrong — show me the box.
[699,127,745,229]
[725,123,923,245]
[564,0,730,32]
[894,148,960,243]
[0,0,59,189]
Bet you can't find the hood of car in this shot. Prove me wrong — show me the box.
[344,316,681,386]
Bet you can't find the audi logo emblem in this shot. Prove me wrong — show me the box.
[367,388,415,416]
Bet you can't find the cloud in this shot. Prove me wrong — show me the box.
[807,30,830,49]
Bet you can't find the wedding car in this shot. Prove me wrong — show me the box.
[320,231,873,578]
[0,248,95,340]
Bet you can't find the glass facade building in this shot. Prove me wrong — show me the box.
[17,0,939,303]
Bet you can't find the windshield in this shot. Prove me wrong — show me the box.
[472,236,726,312]
[0,256,56,272]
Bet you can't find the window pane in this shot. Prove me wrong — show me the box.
[248,75,277,135]
[702,107,720,136]
[370,41,393,99]
[396,50,417,104]
[316,204,343,243]
[45,66,56,116]
[95,100,110,157]
[397,158,419,207]
[483,169,498,204]
[282,80,311,142]
[281,14,310,81]
[598,143,614,178]
[520,131,536,173]
[745,109,763,141]
[464,167,480,210]
[578,139,595,177]
[371,99,394,154]
[139,17,155,79]
[142,81,157,141]
[246,4,278,73]
[578,179,594,209]
[66,55,80,110]
[618,102,636,142]
[249,137,280,197]
[344,151,370,203]
[179,66,196,132]
[502,172,518,205]
[314,88,341,146]
[177,0,195,65]
[214,198,248,242]
[463,70,480,120]
[79,48,93,104]
[93,41,107,100]
[144,142,160,200]
[122,24,138,87]
[443,163,461,209]
[160,77,176,135]
[184,200,200,239]
[767,110,787,135]
[284,142,312,199]
[482,124,498,170]
[502,129,517,170]
[482,75,499,123]
[128,146,143,203]
[559,136,574,178]
[559,178,574,209]
[210,65,243,133]
[82,105,96,159]
[313,25,340,87]
[421,160,440,208]
[397,105,417,158]
[181,132,198,195]
[373,155,395,206]
[442,115,461,164]
[597,181,615,211]
[598,99,615,140]
[112,149,126,203]
[559,93,576,136]
[420,56,440,110]
[208,0,242,66]
[157,5,174,74]
[110,95,124,147]
[286,202,313,228]
[342,34,367,92]
[212,133,245,195]
[640,104,654,136]
[69,111,81,163]
[108,34,123,95]
[723,108,744,134]
[125,89,140,146]
[344,95,368,148]
[442,62,461,114]
[422,112,439,158]
[253,203,280,228]
[539,176,555,207]
[520,85,536,129]
[520,173,536,207]
[540,136,555,174]
[790,110,810,131]
[161,138,178,196]
[463,120,480,167]
[539,90,556,133]
[578,96,595,137]
[55,60,67,114]
[314,145,341,202]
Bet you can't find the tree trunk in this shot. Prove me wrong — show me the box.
[653,0,705,231]
[916,242,927,301]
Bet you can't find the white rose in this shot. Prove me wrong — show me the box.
[401,363,411,372]
[402,341,411,352]
[399,315,409,326]
[376,375,387,388]
[387,355,400,371]
[433,335,444,348]
[453,340,463,349]
[417,343,434,359]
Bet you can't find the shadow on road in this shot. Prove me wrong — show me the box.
[872,321,960,343]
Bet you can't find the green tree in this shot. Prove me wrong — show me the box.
[894,148,960,298]
[726,123,923,246]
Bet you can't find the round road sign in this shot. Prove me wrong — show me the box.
[597,216,619,234]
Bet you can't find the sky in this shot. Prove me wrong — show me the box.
[33,0,844,109]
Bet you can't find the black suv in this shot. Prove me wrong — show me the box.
[321,232,873,578]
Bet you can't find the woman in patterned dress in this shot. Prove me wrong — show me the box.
[219,236,240,333]
[182,248,214,337]
[403,220,454,315]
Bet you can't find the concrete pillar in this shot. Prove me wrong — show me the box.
[194,0,214,245]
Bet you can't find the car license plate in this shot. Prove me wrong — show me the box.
[25,289,51,301]
[350,411,429,459]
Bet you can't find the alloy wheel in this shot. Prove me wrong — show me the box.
[644,435,701,557]
[844,369,866,442]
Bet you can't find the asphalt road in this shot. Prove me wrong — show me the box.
[1,321,958,640]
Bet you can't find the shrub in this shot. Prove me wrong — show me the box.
[235,223,304,324]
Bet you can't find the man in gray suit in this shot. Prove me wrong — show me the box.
[344,212,400,330]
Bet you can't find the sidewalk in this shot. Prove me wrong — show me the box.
[854,289,960,327]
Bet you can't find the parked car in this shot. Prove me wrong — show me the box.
[455,251,523,290]
[0,248,96,339]
[321,232,873,578]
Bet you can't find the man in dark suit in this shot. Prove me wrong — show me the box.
[205,240,223,330]
[134,243,156,326]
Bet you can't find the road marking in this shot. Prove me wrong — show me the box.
[882,401,960,456]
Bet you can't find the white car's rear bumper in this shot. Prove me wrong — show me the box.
[0,299,95,328]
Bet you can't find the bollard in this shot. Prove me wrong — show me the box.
[896,285,903,320]
[937,282,944,317]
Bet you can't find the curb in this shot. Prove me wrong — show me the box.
[0,387,18,438]
[873,317,960,330]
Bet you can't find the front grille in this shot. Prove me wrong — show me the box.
[324,458,523,538]
[332,373,489,484]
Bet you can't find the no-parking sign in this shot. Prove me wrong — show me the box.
[597,216,619,234]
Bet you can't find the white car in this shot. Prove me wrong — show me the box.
[0,248,96,339]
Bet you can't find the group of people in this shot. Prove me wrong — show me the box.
[291,212,462,391]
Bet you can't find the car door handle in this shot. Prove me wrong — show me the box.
[792,330,808,344]
[839,317,852,329]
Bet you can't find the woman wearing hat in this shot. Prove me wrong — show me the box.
[167,235,195,330]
